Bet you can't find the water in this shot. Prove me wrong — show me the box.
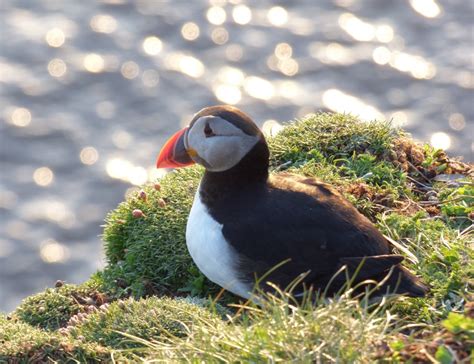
[0,0,472,312]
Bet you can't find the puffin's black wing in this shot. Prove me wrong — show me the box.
[215,174,426,296]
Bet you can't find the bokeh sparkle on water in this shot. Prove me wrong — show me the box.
[0,0,472,311]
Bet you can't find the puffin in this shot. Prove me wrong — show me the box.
[156,105,428,300]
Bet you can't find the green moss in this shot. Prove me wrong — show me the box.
[14,280,104,331]
[267,114,407,220]
[338,153,406,191]
[268,112,396,167]
[69,296,222,350]
[104,167,200,266]
[101,166,233,299]
[0,314,109,362]
[378,212,473,322]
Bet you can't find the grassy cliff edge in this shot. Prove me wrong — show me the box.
[1,113,472,363]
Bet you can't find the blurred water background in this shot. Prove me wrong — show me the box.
[1,0,472,312]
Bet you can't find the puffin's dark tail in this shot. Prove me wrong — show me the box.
[382,264,428,297]
[339,255,429,298]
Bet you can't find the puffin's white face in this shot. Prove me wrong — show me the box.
[185,116,260,172]
[156,105,265,172]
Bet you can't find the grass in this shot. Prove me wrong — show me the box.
[2,112,472,362]
[68,296,222,349]
[132,291,400,363]
[267,112,395,166]
[14,279,105,331]
[378,212,472,323]
[100,166,215,299]
[0,314,109,362]
[134,293,474,363]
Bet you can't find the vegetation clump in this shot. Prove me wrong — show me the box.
[384,303,474,362]
[0,314,109,362]
[14,279,108,331]
[67,296,222,350]
[2,112,472,362]
[133,292,400,362]
[100,167,205,298]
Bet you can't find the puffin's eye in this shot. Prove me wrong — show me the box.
[204,122,216,138]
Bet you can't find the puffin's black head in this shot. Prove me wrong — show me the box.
[157,105,269,173]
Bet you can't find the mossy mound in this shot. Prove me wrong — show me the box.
[67,296,223,350]
[2,296,224,362]
[0,314,109,362]
[3,112,472,362]
[267,112,395,165]
[14,279,107,331]
[100,166,211,299]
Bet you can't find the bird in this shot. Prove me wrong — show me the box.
[156,105,428,300]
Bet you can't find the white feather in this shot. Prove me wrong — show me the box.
[186,187,252,299]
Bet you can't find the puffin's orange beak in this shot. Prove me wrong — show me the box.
[156,127,195,169]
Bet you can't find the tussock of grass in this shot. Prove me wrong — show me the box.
[378,212,472,322]
[3,112,472,362]
[0,314,109,362]
[14,280,105,331]
[133,292,398,363]
[100,167,225,300]
[69,296,222,350]
[268,112,396,167]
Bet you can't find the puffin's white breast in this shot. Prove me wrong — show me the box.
[186,188,251,299]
